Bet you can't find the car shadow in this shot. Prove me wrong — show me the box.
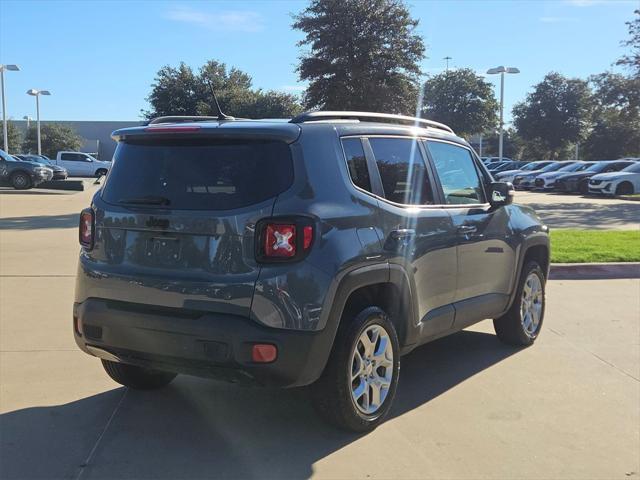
[0,330,519,479]
[0,213,79,230]
[525,201,639,229]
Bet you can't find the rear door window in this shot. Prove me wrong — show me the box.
[369,137,435,205]
[102,138,293,210]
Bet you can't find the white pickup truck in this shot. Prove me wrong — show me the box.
[52,151,112,177]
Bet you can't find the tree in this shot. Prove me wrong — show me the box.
[144,60,302,119]
[0,121,23,153]
[293,0,425,114]
[421,69,498,137]
[479,128,524,159]
[583,73,640,159]
[22,124,82,158]
[617,9,640,76]
[512,72,593,159]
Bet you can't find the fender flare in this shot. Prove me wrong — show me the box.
[504,232,550,313]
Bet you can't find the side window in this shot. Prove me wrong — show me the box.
[426,141,486,205]
[369,138,434,205]
[342,138,372,193]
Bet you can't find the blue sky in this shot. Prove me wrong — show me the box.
[0,0,636,123]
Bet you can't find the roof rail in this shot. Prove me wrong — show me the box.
[147,115,233,125]
[289,111,454,134]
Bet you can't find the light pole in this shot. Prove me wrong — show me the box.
[23,115,31,130]
[443,56,452,72]
[487,66,519,161]
[1,64,20,153]
[26,89,51,155]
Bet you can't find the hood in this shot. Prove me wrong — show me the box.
[590,171,636,181]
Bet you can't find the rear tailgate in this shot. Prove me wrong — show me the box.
[77,133,295,318]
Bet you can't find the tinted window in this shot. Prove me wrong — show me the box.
[427,141,485,205]
[102,138,293,211]
[342,138,372,192]
[369,138,434,205]
[60,153,85,161]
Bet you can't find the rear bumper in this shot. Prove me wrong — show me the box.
[73,298,335,387]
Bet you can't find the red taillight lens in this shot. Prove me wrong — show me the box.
[265,224,296,257]
[251,344,277,363]
[79,208,94,249]
[303,225,313,250]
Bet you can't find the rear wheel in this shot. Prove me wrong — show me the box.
[615,182,634,196]
[101,359,176,390]
[578,180,589,195]
[494,261,545,346]
[312,306,400,432]
[11,172,32,190]
[95,168,108,177]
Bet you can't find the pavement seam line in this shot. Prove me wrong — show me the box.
[74,387,128,480]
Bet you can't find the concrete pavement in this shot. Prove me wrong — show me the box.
[1,185,639,479]
[514,190,640,230]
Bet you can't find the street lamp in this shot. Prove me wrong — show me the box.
[486,66,519,161]
[1,64,20,153]
[26,88,51,155]
[23,115,32,130]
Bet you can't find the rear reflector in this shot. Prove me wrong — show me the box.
[251,344,277,363]
[79,208,94,250]
[144,126,201,133]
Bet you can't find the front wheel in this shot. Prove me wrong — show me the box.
[11,172,32,190]
[493,261,546,346]
[101,360,176,390]
[311,306,400,432]
[615,182,634,196]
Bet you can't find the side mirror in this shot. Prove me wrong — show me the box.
[489,182,514,208]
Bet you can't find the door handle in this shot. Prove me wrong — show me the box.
[390,228,416,240]
[457,225,478,235]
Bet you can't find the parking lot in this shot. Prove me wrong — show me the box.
[0,183,638,479]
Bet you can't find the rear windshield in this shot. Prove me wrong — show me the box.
[102,138,293,210]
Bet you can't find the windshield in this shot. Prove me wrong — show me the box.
[102,138,294,211]
[621,162,640,173]
[538,162,566,173]
[585,162,610,172]
[556,162,582,172]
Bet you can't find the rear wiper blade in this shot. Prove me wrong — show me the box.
[118,195,171,206]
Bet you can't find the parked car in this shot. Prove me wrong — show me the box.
[52,151,111,177]
[554,160,636,194]
[481,156,513,164]
[513,161,578,190]
[588,162,640,196]
[14,154,68,180]
[533,162,595,190]
[74,111,550,432]
[490,160,529,174]
[494,161,555,183]
[0,148,53,189]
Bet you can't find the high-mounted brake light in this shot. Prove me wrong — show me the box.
[144,126,201,133]
[257,219,314,262]
[79,208,94,250]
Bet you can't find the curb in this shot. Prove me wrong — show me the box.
[549,262,640,280]
[37,180,85,191]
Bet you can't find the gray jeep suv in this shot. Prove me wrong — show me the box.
[74,111,549,432]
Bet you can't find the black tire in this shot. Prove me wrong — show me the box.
[11,172,32,190]
[615,182,634,196]
[101,359,176,390]
[493,261,546,346]
[95,168,108,177]
[311,306,400,432]
[578,180,589,195]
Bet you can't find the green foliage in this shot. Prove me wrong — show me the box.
[616,9,640,76]
[21,123,82,158]
[293,0,425,114]
[421,68,498,137]
[512,72,593,159]
[550,230,640,263]
[479,129,524,159]
[583,73,640,160]
[0,121,23,153]
[144,60,303,119]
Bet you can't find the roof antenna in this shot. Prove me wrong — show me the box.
[206,80,234,121]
